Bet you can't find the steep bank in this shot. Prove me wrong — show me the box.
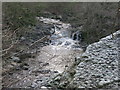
[50,30,120,89]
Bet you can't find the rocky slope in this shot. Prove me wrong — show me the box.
[50,30,120,89]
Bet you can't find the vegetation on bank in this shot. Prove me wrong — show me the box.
[3,2,119,42]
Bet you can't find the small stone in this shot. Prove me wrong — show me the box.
[15,67,21,70]
[78,62,85,68]
[11,56,20,62]
[21,37,26,41]
[93,74,102,78]
[98,80,111,86]
[64,41,71,46]
[22,66,29,70]
[54,76,61,81]
[78,86,85,88]
[78,76,84,79]
[82,56,89,58]
[11,62,17,66]
[36,70,51,74]
[41,86,47,88]
[31,83,37,88]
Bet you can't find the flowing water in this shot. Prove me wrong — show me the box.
[38,17,83,73]
[3,17,83,88]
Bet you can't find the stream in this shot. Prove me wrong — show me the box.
[3,17,83,88]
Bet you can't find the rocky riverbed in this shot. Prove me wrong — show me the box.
[2,17,83,89]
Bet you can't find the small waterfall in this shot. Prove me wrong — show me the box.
[72,30,82,42]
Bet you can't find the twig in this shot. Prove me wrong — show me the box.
[0,40,19,57]
[29,35,50,47]
[2,28,19,39]
[2,40,18,52]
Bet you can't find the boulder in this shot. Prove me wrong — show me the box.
[50,30,120,88]
[70,30,120,88]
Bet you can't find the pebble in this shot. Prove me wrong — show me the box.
[22,66,29,70]
[11,56,20,62]
[98,80,111,86]
[41,86,47,89]
[34,70,51,74]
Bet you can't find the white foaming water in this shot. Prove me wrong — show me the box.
[39,17,78,49]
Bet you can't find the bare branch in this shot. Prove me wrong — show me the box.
[0,40,19,57]
[29,35,50,47]
[2,28,19,38]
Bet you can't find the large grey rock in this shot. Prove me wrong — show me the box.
[70,30,120,88]
[51,30,120,89]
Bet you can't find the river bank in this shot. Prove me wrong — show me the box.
[2,17,83,88]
